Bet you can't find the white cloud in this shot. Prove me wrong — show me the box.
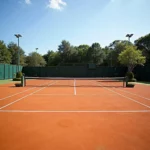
[47,0,67,10]
[25,0,31,4]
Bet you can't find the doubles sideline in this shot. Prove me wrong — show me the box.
[0,81,58,110]
[90,81,150,109]
[103,79,150,101]
[0,81,52,101]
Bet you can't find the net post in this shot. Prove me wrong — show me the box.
[21,75,24,87]
[24,76,26,86]
[21,74,25,87]
[123,77,126,88]
[125,76,128,87]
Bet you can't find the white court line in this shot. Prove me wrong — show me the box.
[0,81,57,110]
[33,94,73,96]
[0,110,150,113]
[74,79,76,95]
[0,81,51,101]
[33,93,117,96]
[0,87,36,101]
[90,81,150,109]
[97,79,150,101]
[113,88,150,101]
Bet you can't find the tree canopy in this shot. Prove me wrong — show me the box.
[135,33,150,63]
[0,41,11,64]
[76,45,89,63]
[7,42,25,66]
[47,51,61,66]
[87,43,105,65]
[25,52,46,67]
[118,45,146,72]
[0,32,149,70]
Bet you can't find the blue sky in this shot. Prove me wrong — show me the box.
[0,0,150,55]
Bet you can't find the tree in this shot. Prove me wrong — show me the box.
[58,40,71,63]
[107,40,133,66]
[25,52,46,66]
[102,46,111,66]
[0,40,11,64]
[109,40,132,48]
[118,45,146,72]
[58,40,78,63]
[87,43,105,65]
[135,33,150,63]
[76,45,89,63]
[47,51,61,66]
[7,42,25,66]
[43,50,53,65]
[68,46,78,63]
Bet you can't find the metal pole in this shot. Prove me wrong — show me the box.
[15,34,22,72]
[126,34,133,42]
[18,37,20,71]
[128,37,130,42]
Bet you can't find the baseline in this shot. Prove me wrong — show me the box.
[0,110,150,113]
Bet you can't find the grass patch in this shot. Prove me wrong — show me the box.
[137,81,150,85]
[0,79,20,85]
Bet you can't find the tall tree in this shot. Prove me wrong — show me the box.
[58,40,76,63]
[68,46,78,63]
[135,33,150,63]
[26,52,46,67]
[43,50,53,65]
[108,40,133,66]
[87,43,105,65]
[76,45,89,63]
[7,42,25,66]
[118,45,146,72]
[102,46,111,66]
[0,40,11,64]
[47,51,61,66]
[109,40,132,48]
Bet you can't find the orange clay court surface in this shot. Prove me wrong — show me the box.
[0,79,150,150]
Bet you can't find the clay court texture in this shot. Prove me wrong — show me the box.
[0,78,150,150]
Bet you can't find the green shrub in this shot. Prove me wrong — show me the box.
[126,83,135,88]
[128,78,137,82]
[13,78,21,81]
[15,83,22,87]
[126,72,134,80]
[16,72,23,78]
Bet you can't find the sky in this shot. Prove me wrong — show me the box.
[0,0,150,55]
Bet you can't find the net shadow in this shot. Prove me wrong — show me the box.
[24,85,124,88]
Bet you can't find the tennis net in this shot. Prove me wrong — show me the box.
[23,77,126,88]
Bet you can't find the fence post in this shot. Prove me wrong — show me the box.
[4,64,5,79]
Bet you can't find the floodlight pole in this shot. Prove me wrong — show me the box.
[126,34,134,42]
[36,48,38,52]
[128,37,130,42]
[15,34,22,71]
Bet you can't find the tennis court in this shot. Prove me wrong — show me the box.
[0,78,150,150]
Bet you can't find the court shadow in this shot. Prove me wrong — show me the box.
[24,85,124,88]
